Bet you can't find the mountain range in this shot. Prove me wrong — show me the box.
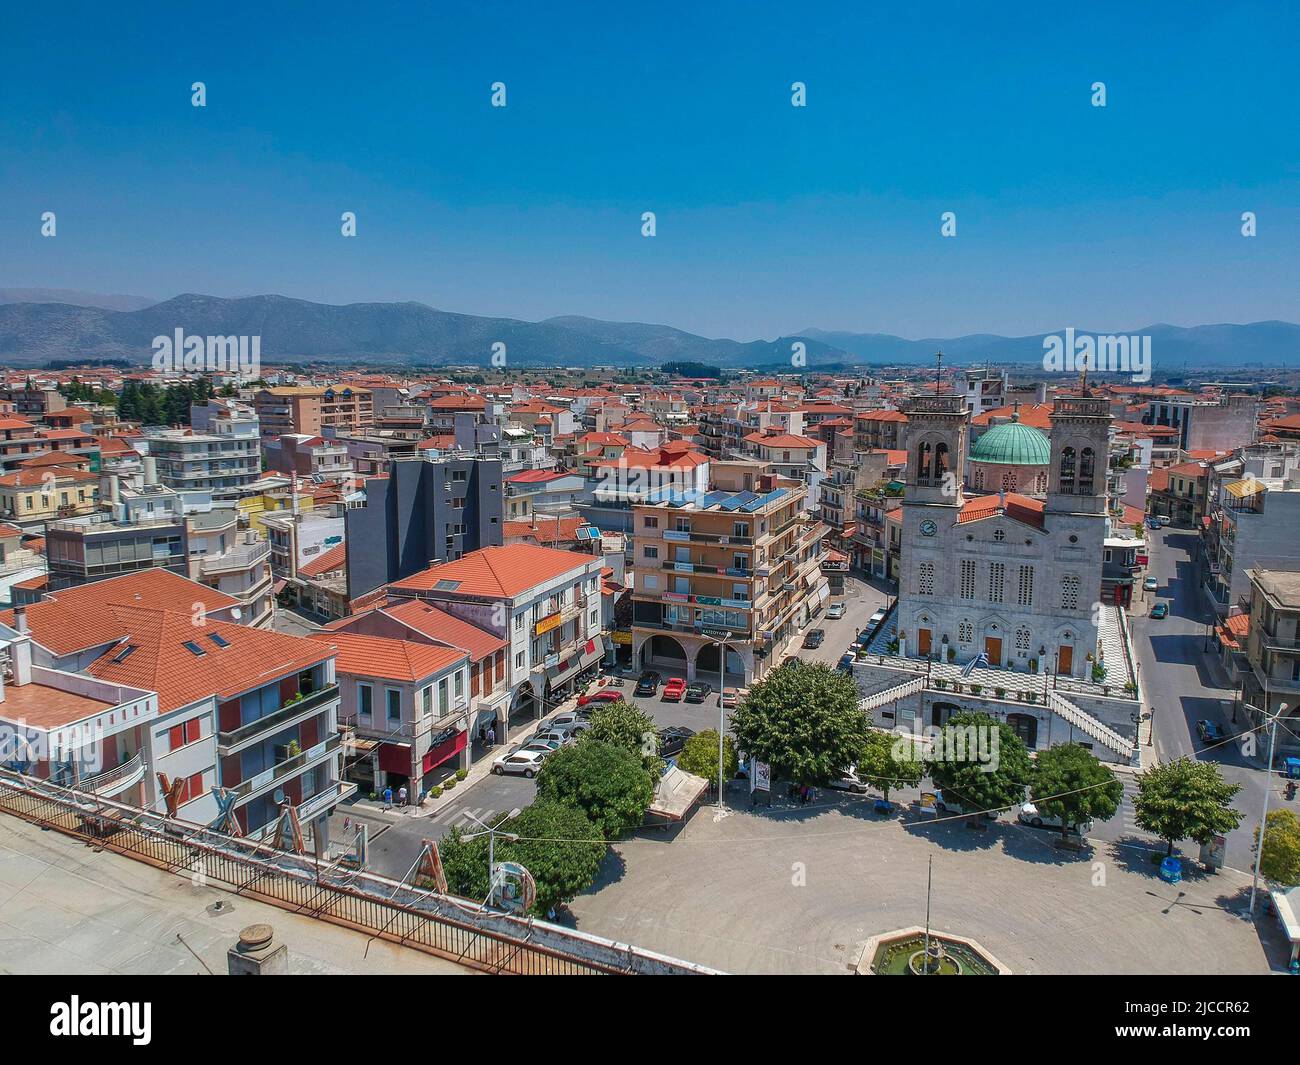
[0,291,1296,370]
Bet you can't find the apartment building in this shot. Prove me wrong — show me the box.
[254,386,374,439]
[1143,393,1258,453]
[631,466,827,685]
[263,433,353,483]
[185,507,275,627]
[1240,567,1300,761]
[385,543,605,717]
[740,430,827,512]
[0,464,99,524]
[344,455,504,600]
[144,408,261,499]
[854,409,908,453]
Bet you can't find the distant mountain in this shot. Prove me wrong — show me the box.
[0,294,851,368]
[0,288,157,312]
[0,291,1295,369]
[799,322,1300,368]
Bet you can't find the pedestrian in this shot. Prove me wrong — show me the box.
[487,724,496,747]
[382,786,393,809]
[800,783,810,805]
[398,784,408,806]
[478,725,486,746]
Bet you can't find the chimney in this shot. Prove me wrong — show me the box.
[14,605,28,635]
[10,609,32,687]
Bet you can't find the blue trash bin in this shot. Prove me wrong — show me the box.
[1285,758,1300,780]
[1159,856,1182,883]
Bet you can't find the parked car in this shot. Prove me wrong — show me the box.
[635,670,661,696]
[1146,518,1161,530]
[1143,576,1158,591]
[684,681,712,703]
[836,653,856,673]
[932,790,997,819]
[825,602,846,620]
[802,628,826,649]
[658,725,696,757]
[1156,515,1171,527]
[530,728,572,748]
[1150,602,1168,619]
[720,687,747,709]
[1196,719,1226,744]
[577,689,623,707]
[546,711,590,732]
[825,766,868,793]
[520,742,558,760]
[662,677,687,701]
[1018,802,1092,835]
[524,736,563,754]
[493,750,546,778]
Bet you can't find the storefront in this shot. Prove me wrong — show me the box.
[420,725,468,790]
[544,637,607,699]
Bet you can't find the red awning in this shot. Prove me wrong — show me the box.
[422,730,467,774]
[378,741,412,775]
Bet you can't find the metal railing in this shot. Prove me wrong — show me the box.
[0,767,716,975]
[218,684,340,750]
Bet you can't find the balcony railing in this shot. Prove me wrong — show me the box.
[199,538,271,576]
[80,752,147,797]
[232,732,343,803]
[218,684,339,752]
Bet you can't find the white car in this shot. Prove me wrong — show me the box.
[530,729,572,748]
[932,790,997,819]
[868,608,887,628]
[1143,576,1158,591]
[825,766,868,793]
[1018,802,1093,835]
[545,712,589,733]
[492,750,546,778]
[825,602,846,620]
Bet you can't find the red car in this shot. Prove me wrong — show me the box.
[577,689,623,707]
[662,678,687,701]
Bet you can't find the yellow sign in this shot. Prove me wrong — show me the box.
[611,630,633,646]
[535,612,564,636]
[920,792,937,809]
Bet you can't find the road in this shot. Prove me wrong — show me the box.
[341,575,889,879]
[1126,524,1275,871]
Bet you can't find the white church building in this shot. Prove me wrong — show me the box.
[853,390,1147,765]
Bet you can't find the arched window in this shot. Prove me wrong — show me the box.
[933,442,950,485]
[917,562,935,596]
[916,441,933,485]
[1015,625,1031,656]
[1079,447,1096,495]
[1059,447,1076,494]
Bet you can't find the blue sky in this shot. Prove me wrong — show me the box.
[2,0,1297,339]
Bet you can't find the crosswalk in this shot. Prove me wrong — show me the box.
[1117,777,1153,839]
[428,804,501,833]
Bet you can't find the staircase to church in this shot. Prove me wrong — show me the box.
[860,675,926,713]
[1046,690,1132,760]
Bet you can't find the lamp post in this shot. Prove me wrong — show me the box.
[463,808,522,909]
[1249,702,1286,920]
[702,627,731,818]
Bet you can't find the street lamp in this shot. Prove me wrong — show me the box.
[702,627,731,819]
[1249,701,1287,920]
[463,807,522,910]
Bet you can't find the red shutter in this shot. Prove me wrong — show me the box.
[218,699,241,731]
[169,724,183,750]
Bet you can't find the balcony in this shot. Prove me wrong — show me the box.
[218,683,340,755]
[232,732,343,804]
[79,752,147,797]
[199,538,271,576]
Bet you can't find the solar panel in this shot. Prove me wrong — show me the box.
[720,491,758,511]
[698,491,729,510]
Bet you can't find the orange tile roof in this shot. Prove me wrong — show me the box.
[299,542,347,577]
[308,630,465,682]
[390,543,595,599]
[0,467,98,487]
[957,492,1046,530]
[86,606,333,711]
[972,403,1053,429]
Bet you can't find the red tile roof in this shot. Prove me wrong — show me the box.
[957,492,1046,530]
[390,543,595,599]
[299,542,347,577]
[308,630,465,682]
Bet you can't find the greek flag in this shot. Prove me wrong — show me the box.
[961,652,988,677]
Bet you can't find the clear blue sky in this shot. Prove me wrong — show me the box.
[2,0,1297,340]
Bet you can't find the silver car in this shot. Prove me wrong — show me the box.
[492,750,546,778]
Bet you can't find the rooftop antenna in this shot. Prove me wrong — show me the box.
[933,350,944,395]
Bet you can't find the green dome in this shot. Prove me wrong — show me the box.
[969,418,1051,466]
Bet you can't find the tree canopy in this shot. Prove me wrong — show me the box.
[584,700,663,773]
[1133,757,1243,856]
[1029,742,1123,839]
[857,729,923,803]
[729,661,868,786]
[537,739,655,839]
[677,729,739,790]
[924,711,1032,816]
[1256,808,1300,885]
[438,801,605,915]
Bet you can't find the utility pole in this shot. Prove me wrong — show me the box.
[1249,702,1286,920]
[463,808,521,909]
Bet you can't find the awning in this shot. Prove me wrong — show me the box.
[545,637,606,690]
[378,741,412,775]
[815,581,831,604]
[422,728,467,774]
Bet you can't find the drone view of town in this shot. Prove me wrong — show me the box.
[0,1,1296,1030]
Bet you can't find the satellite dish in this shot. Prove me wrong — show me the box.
[231,607,243,620]
[273,788,285,805]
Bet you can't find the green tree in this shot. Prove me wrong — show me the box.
[677,729,738,790]
[585,700,663,773]
[1133,757,1243,856]
[856,729,923,803]
[537,740,654,839]
[437,801,605,915]
[1255,808,1300,885]
[1029,742,1123,841]
[925,711,1032,817]
[729,661,868,787]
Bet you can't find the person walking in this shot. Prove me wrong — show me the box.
[398,784,408,806]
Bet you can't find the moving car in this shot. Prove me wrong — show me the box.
[684,681,712,703]
[662,677,687,701]
[825,602,846,620]
[1143,576,1158,591]
[1018,802,1092,835]
[635,670,661,696]
[577,689,623,707]
[492,750,546,778]
[658,725,696,757]
[1196,719,1226,744]
[802,628,825,649]
[1150,602,1168,619]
